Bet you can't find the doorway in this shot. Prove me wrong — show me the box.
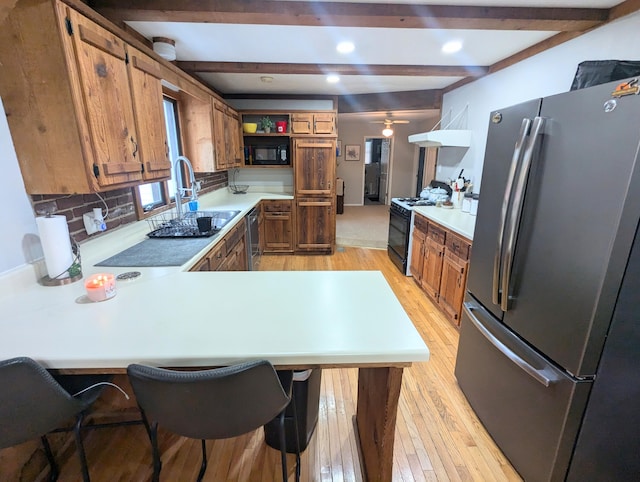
[363,137,391,205]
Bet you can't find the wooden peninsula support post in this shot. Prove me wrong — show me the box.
[356,366,405,482]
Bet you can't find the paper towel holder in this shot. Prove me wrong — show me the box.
[39,236,83,286]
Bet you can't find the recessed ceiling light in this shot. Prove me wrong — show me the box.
[260,76,274,83]
[442,40,463,54]
[327,74,340,84]
[336,41,355,54]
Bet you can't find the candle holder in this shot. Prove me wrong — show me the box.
[84,273,116,302]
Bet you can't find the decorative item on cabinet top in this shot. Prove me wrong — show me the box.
[240,111,337,137]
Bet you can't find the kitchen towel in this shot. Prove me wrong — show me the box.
[36,215,74,279]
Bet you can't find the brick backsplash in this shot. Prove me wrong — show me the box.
[31,171,228,242]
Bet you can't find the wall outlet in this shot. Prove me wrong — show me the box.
[83,211,107,235]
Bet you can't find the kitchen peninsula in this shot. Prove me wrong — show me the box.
[0,188,430,482]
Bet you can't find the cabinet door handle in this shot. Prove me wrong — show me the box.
[131,137,138,158]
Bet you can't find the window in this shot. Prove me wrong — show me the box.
[135,96,181,214]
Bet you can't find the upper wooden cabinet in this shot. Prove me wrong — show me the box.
[213,100,243,171]
[127,46,172,181]
[291,112,336,136]
[179,92,215,172]
[0,0,171,193]
[293,138,336,196]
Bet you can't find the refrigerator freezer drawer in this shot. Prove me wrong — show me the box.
[455,296,592,482]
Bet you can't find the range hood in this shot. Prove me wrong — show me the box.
[408,129,472,148]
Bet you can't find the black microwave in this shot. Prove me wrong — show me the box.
[244,145,290,166]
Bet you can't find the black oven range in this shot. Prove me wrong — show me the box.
[387,197,435,275]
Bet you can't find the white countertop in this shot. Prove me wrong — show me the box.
[412,206,476,240]
[1,188,429,371]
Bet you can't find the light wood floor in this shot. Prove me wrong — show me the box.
[1,248,522,481]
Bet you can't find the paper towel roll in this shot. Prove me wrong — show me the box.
[36,215,73,279]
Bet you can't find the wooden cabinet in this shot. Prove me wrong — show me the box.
[410,215,428,282]
[190,220,247,272]
[191,241,225,272]
[291,112,336,135]
[229,108,244,169]
[411,212,471,326]
[295,198,334,252]
[0,1,170,193]
[213,100,243,171]
[180,91,215,172]
[294,139,336,196]
[439,231,471,323]
[262,200,294,253]
[127,46,172,181]
[422,236,445,300]
[293,138,336,253]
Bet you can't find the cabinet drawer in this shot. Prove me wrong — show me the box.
[446,232,471,260]
[263,200,292,212]
[208,243,226,271]
[427,223,446,244]
[223,223,244,255]
[414,213,428,234]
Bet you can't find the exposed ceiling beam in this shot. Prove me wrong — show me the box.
[338,89,442,114]
[609,0,640,20]
[176,62,488,78]
[90,0,607,31]
[444,1,640,94]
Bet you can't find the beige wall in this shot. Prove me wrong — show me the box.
[336,116,436,205]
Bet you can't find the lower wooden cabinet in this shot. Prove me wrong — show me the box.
[262,200,294,253]
[410,212,471,326]
[190,220,247,272]
[295,197,334,253]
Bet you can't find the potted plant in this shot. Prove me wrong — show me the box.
[261,116,274,133]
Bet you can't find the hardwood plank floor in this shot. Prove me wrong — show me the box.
[0,247,521,481]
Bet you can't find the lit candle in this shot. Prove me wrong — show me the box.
[85,273,116,302]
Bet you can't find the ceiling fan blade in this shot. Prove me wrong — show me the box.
[394,120,410,124]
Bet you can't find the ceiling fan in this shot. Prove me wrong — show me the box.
[370,116,410,137]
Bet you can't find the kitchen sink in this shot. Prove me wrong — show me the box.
[147,210,241,238]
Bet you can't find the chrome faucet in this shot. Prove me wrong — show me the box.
[173,156,200,219]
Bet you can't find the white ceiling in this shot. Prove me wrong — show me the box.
[109,0,629,101]
[128,22,557,95]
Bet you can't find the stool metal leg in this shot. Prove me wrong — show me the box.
[197,439,208,482]
[73,413,90,482]
[40,435,59,482]
[149,422,161,482]
[277,410,288,482]
[291,397,301,482]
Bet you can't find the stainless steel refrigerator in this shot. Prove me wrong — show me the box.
[454,78,640,481]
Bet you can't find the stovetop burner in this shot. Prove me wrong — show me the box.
[394,197,435,207]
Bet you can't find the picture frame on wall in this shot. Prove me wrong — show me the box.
[345,144,360,161]
[336,140,342,157]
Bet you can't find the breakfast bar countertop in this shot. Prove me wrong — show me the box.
[0,187,430,371]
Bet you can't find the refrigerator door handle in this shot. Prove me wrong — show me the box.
[500,116,545,311]
[463,302,559,387]
[492,118,532,306]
